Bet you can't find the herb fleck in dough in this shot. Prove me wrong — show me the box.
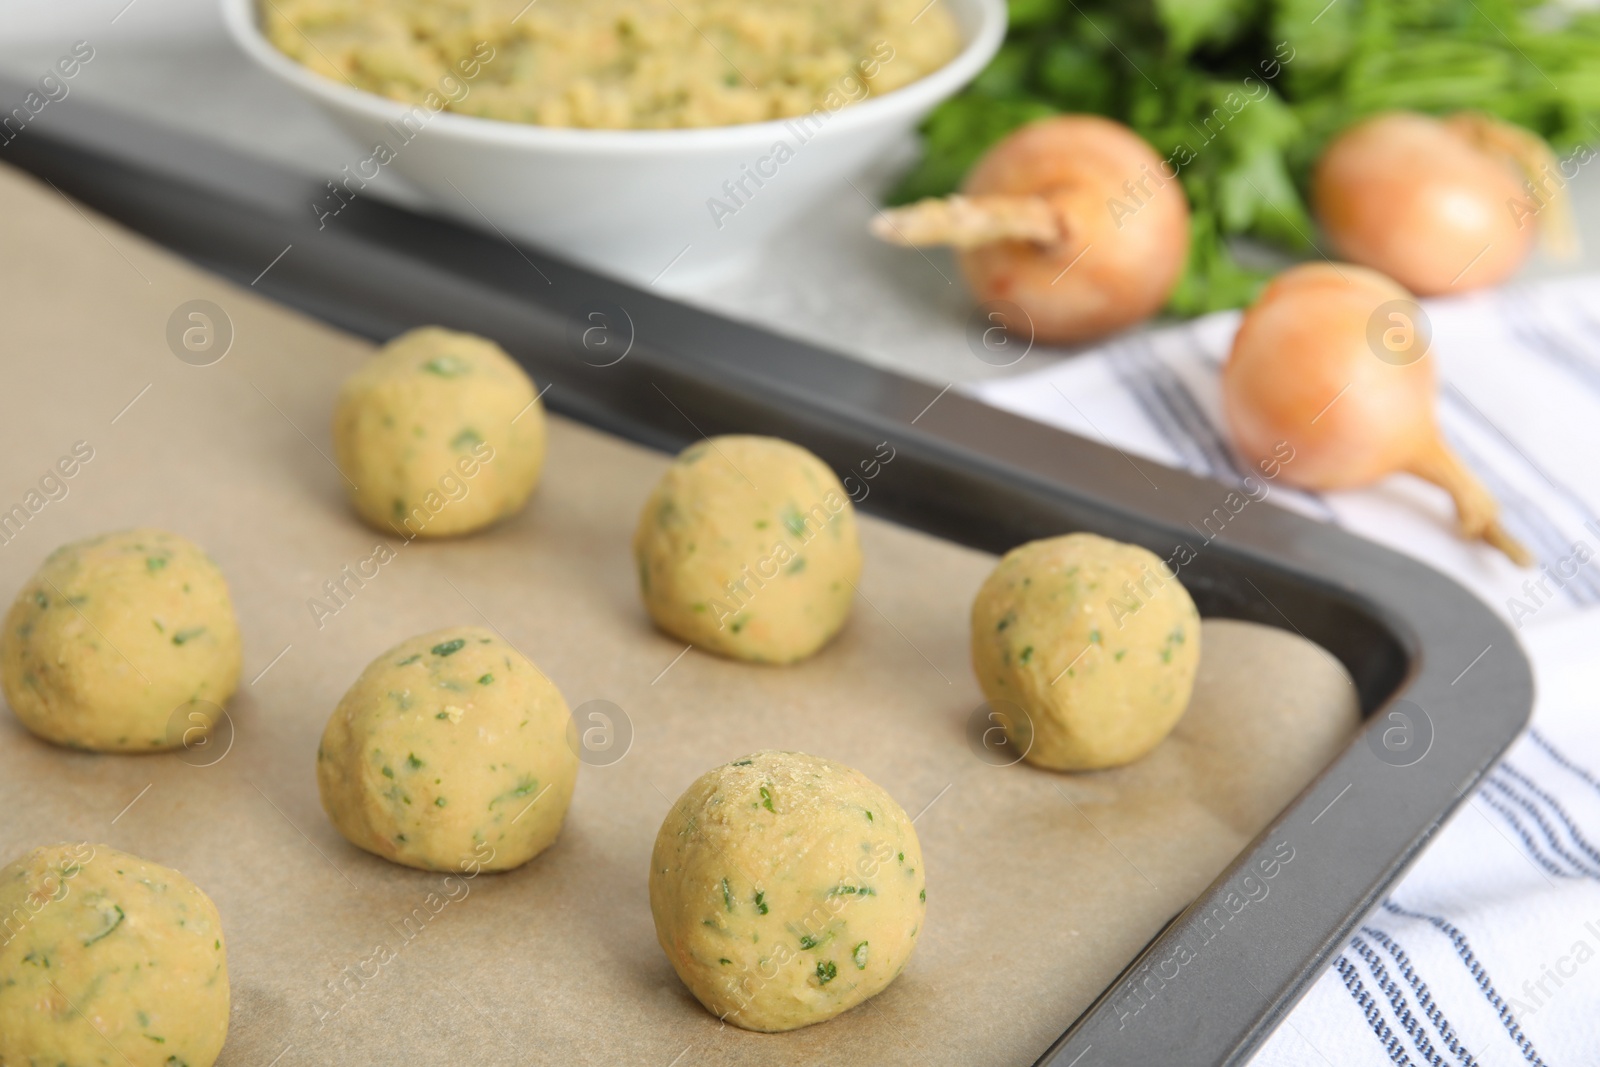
[0,528,242,752]
[633,436,862,664]
[971,532,1201,770]
[0,843,229,1067]
[333,326,547,538]
[316,625,578,871]
[649,751,925,1032]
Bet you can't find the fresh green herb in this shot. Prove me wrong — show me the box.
[760,785,775,813]
[920,888,926,903]
[719,957,732,965]
[422,354,471,377]
[406,753,423,770]
[397,653,421,666]
[816,960,837,984]
[997,612,1015,632]
[865,810,873,822]
[893,0,1600,314]
[171,627,206,646]
[730,616,747,634]
[432,638,466,657]
[898,852,905,863]
[434,796,447,807]
[852,941,869,969]
[1019,645,1034,663]
[490,777,540,809]
[33,591,47,609]
[731,759,753,766]
[754,890,769,915]
[781,506,809,538]
[83,904,125,946]
[478,673,494,685]
[1115,650,1127,662]
[436,712,450,720]
[799,934,820,950]
[451,428,483,450]
[786,558,807,574]
[382,765,394,778]
[722,877,734,912]
[147,557,168,573]
[828,885,876,897]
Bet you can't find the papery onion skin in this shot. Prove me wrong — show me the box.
[959,116,1190,344]
[1313,111,1533,296]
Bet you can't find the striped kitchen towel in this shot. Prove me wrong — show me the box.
[969,274,1600,1065]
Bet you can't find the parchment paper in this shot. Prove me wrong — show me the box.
[0,161,1359,1066]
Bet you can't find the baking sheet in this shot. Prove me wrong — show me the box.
[0,161,1360,1066]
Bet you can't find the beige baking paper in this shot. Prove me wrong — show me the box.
[0,161,1359,1066]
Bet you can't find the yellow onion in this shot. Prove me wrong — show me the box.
[1222,262,1530,564]
[1313,111,1574,295]
[872,116,1190,344]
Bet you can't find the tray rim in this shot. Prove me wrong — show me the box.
[0,92,1534,1066]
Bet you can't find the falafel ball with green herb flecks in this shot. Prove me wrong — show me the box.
[970,533,1201,771]
[0,528,242,752]
[0,842,229,1067]
[333,326,546,539]
[316,625,578,872]
[649,751,926,1032]
[633,436,861,664]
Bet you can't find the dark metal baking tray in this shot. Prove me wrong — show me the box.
[0,82,1533,1066]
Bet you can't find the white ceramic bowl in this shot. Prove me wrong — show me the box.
[221,0,1005,287]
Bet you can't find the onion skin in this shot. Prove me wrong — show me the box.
[1313,112,1533,296]
[1222,262,1531,564]
[960,116,1190,344]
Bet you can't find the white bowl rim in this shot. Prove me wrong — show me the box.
[219,0,1007,154]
